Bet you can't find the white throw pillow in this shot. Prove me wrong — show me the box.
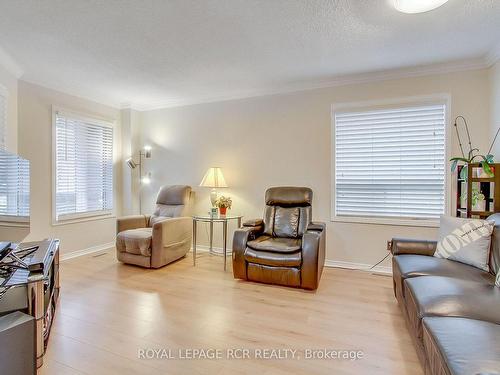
[434,216,494,272]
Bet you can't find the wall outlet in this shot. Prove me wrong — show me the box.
[387,240,392,251]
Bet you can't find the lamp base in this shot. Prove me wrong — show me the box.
[210,189,218,207]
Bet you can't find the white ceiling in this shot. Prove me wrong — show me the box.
[0,0,499,110]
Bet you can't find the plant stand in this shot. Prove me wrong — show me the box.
[456,163,500,218]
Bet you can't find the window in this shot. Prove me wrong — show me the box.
[0,87,7,150]
[54,109,114,222]
[0,152,30,221]
[333,102,446,224]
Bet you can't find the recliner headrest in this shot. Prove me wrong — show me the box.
[156,185,191,206]
[265,187,312,207]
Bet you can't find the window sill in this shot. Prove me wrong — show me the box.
[0,220,30,228]
[331,215,439,228]
[53,211,115,226]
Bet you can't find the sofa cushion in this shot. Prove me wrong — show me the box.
[392,254,494,299]
[116,251,151,268]
[263,206,275,236]
[423,317,500,375]
[244,247,301,267]
[273,207,300,238]
[116,228,152,256]
[404,276,500,339]
[247,236,301,253]
[150,206,184,224]
[156,185,191,205]
[489,213,500,275]
[434,216,494,272]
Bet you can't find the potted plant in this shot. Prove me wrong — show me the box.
[216,196,232,215]
[450,116,498,180]
[461,187,486,212]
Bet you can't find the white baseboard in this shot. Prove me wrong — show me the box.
[61,242,392,275]
[60,241,115,262]
[192,245,230,255]
[194,245,392,275]
[325,260,392,275]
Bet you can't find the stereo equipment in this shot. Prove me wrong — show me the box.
[0,239,60,368]
[0,311,36,375]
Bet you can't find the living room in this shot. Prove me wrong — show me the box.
[0,1,499,374]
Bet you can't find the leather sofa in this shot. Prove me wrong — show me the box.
[232,186,326,290]
[391,213,500,375]
[116,185,192,268]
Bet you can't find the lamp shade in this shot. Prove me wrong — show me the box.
[199,167,228,188]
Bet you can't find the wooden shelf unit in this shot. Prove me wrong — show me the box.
[456,163,500,219]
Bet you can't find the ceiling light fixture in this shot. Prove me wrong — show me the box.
[393,0,449,14]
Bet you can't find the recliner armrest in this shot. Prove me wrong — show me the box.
[150,217,192,268]
[240,219,264,239]
[233,226,262,280]
[243,218,264,227]
[116,215,150,234]
[391,238,437,256]
[307,222,325,232]
[301,226,326,290]
[151,217,192,247]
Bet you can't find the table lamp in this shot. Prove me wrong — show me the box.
[199,167,228,207]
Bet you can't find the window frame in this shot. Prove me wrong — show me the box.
[0,84,8,151]
[51,106,116,225]
[331,94,452,227]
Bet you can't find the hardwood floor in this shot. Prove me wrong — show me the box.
[39,250,422,375]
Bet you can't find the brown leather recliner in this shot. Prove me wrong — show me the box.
[232,187,326,290]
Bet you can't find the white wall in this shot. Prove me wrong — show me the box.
[491,61,500,156]
[121,108,134,215]
[18,81,123,255]
[135,69,492,268]
[0,64,18,153]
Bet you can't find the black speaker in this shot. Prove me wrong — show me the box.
[0,311,35,375]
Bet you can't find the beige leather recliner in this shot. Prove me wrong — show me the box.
[116,185,192,268]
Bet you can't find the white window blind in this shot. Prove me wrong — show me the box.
[0,91,6,150]
[54,111,113,221]
[0,151,30,220]
[334,104,446,220]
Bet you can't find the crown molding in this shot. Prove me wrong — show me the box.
[0,46,23,78]
[19,78,122,109]
[15,52,496,113]
[120,102,133,110]
[125,56,490,111]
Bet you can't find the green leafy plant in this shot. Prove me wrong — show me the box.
[450,116,498,180]
[450,152,494,181]
[460,187,485,208]
[215,196,232,209]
